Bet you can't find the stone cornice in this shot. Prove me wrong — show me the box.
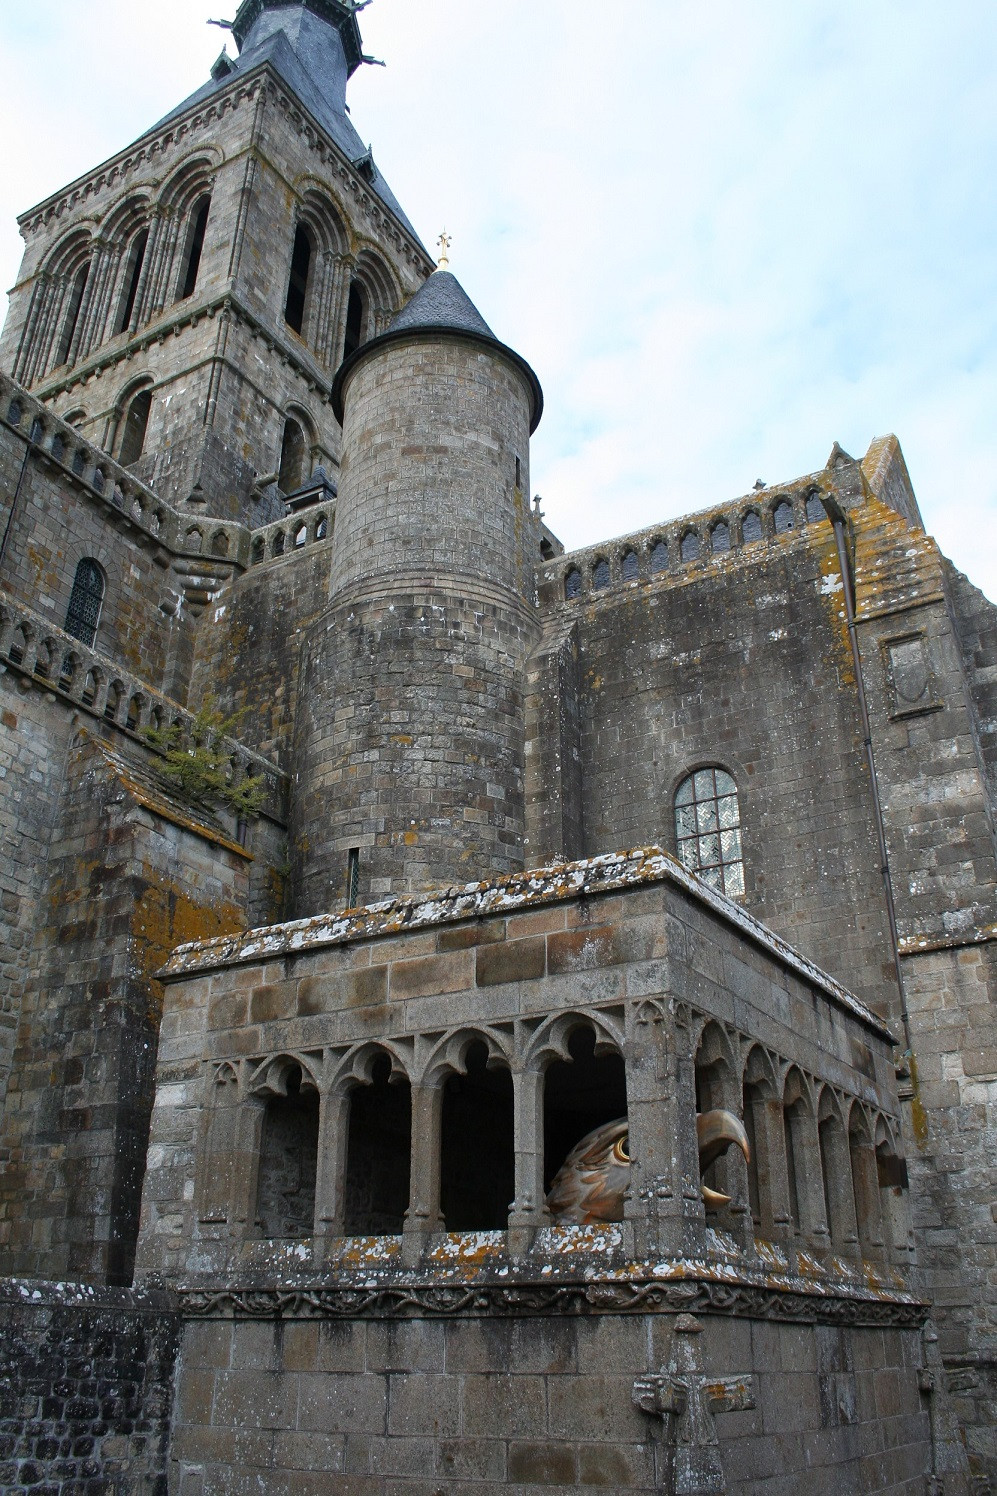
[17,62,432,279]
[160,843,897,1043]
[176,1272,926,1329]
[18,78,265,236]
[34,289,332,403]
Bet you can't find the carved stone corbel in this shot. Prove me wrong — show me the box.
[633,1314,755,1496]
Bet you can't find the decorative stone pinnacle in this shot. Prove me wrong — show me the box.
[436,229,451,271]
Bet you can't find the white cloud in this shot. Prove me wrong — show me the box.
[2,0,996,596]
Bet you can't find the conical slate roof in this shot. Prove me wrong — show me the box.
[388,271,496,340]
[331,270,544,432]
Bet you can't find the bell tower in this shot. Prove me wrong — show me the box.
[0,0,433,521]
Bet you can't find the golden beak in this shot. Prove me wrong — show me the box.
[696,1108,751,1209]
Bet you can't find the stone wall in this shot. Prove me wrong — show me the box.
[0,729,251,1285]
[167,1309,934,1496]
[533,478,899,1015]
[0,1280,179,1495]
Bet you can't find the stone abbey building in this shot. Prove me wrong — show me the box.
[0,2,995,1491]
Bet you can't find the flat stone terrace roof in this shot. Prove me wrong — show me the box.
[162,845,895,1043]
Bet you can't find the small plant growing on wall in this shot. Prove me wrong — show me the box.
[142,700,266,817]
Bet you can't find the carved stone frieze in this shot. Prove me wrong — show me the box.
[177,1273,928,1328]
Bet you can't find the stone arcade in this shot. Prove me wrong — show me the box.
[0,2,994,1491]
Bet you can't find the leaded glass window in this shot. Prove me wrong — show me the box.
[65,559,105,649]
[674,767,744,897]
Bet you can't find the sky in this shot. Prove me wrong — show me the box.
[2,1,996,596]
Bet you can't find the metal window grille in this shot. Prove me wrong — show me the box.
[674,767,744,898]
[347,848,360,908]
[64,559,104,649]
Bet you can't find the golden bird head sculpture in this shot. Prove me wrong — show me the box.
[545,1110,750,1225]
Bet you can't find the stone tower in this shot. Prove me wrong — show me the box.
[291,270,544,912]
[0,0,432,520]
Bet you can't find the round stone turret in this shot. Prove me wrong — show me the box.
[290,271,544,914]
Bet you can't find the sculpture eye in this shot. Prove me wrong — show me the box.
[612,1135,630,1163]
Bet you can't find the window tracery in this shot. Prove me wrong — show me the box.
[674,767,744,897]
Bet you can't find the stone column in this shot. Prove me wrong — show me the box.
[403,1082,444,1263]
[508,1066,547,1254]
[819,1119,860,1257]
[627,1000,704,1259]
[76,241,112,356]
[314,1087,350,1240]
[792,1107,831,1250]
[13,274,49,384]
[130,215,161,330]
[329,253,354,374]
[147,211,181,314]
[229,1097,266,1236]
[849,1131,885,1261]
[747,1093,794,1242]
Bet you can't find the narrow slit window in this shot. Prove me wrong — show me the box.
[118,389,152,467]
[347,848,360,908]
[116,230,149,335]
[56,263,91,366]
[177,195,211,301]
[284,225,313,334]
[343,281,365,358]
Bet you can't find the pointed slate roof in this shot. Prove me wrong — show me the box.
[152,4,425,249]
[331,270,544,433]
[388,271,496,339]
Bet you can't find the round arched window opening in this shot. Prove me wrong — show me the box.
[278,417,307,495]
[343,280,367,359]
[118,389,152,467]
[674,766,744,897]
[64,559,106,650]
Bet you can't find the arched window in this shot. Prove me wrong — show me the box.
[741,510,762,544]
[117,389,152,467]
[543,1024,628,1217]
[773,499,794,534]
[343,280,366,358]
[56,262,91,366]
[256,1065,319,1238]
[805,491,826,524]
[284,224,313,334]
[115,229,149,335]
[177,195,211,301]
[344,1054,412,1236]
[564,567,582,600]
[650,539,668,574]
[622,550,639,582]
[65,559,105,649]
[278,417,307,494]
[440,1041,514,1231]
[592,557,610,590]
[680,529,700,562]
[711,521,730,555]
[674,766,744,896]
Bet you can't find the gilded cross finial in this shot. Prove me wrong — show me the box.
[436,229,452,270]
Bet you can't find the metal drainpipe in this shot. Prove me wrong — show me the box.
[0,427,34,575]
[822,491,914,1060]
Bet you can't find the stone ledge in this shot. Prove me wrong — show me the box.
[162,844,896,1043]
